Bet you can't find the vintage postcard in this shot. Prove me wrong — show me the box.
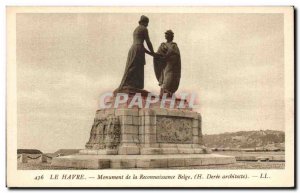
[6,6,294,188]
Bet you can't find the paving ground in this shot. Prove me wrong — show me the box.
[17,161,285,170]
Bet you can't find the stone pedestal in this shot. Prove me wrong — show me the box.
[52,95,236,169]
[81,107,208,155]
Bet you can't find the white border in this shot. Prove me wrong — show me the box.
[1,1,298,192]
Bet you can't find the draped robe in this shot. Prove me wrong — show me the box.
[154,42,181,94]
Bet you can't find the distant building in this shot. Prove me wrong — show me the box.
[17,149,43,163]
[17,149,43,154]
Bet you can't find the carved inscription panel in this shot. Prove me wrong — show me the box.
[156,116,193,143]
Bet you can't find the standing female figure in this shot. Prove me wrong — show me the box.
[116,15,155,93]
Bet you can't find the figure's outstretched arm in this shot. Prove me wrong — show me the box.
[144,48,153,56]
[145,48,162,58]
[144,28,154,54]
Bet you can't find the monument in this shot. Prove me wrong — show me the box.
[52,15,236,169]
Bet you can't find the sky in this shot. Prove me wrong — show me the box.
[16,13,284,152]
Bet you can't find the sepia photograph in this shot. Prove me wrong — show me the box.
[6,6,294,188]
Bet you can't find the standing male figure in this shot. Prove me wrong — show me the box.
[154,30,181,97]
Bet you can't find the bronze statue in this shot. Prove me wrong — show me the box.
[115,15,156,95]
[154,30,181,97]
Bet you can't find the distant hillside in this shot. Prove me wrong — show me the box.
[203,130,284,149]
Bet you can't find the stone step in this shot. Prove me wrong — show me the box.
[51,154,236,169]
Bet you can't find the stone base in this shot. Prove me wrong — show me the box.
[51,154,236,169]
[79,146,211,155]
[85,107,206,154]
